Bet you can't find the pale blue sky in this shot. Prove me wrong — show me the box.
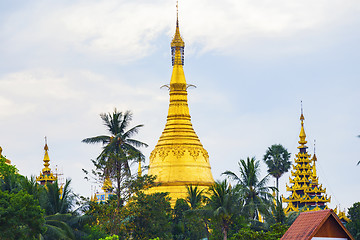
[0,0,359,211]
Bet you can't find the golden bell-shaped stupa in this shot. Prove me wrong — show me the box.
[147,10,214,205]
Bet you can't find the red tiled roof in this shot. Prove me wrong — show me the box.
[281,209,354,240]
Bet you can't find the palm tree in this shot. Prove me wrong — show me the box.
[185,185,211,240]
[82,109,148,203]
[185,185,205,210]
[42,180,74,215]
[206,180,241,240]
[263,144,291,200]
[39,180,78,240]
[223,157,274,221]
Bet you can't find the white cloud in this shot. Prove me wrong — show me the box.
[2,0,360,64]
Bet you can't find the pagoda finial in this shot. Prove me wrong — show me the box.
[43,137,51,171]
[298,102,307,149]
[176,0,179,27]
[312,140,317,179]
[171,0,185,66]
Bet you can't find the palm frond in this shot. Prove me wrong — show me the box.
[125,139,148,148]
[119,110,133,133]
[82,135,110,144]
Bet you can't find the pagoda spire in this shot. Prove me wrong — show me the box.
[36,137,57,185]
[147,4,214,206]
[283,107,330,214]
[298,102,307,149]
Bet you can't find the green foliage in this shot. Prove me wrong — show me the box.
[124,192,173,240]
[86,198,122,236]
[0,155,17,176]
[0,190,46,239]
[263,144,291,200]
[81,224,108,240]
[98,235,119,240]
[172,198,206,240]
[230,223,288,240]
[41,179,74,215]
[186,185,205,210]
[223,157,274,222]
[82,109,148,204]
[347,202,360,240]
[206,180,243,240]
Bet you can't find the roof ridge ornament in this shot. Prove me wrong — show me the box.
[298,101,307,149]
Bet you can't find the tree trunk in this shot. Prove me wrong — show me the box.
[222,227,227,240]
[276,177,279,201]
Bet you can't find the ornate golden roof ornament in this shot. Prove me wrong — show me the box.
[312,140,318,181]
[284,105,331,214]
[298,101,308,149]
[36,137,57,185]
[147,3,214,206]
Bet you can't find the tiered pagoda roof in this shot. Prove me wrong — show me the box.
[36,139,57,185]
[283,112,330,214]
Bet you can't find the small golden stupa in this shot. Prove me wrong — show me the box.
[36,138,57,185]
[147,7,214,205]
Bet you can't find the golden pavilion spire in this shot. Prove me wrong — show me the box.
[148,4,214,205]
[283,107,330,214]
[298,102,307,149]
[36,137,57,185]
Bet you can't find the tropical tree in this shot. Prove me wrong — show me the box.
[172,198,206,240]
[124,192,173,240]
[0,190,46,239]
[206,180,242,240]
[223,157,274,222]
[82,109,148,204]
[263,144,291,200]
[41,179,74,215]
[186,185,205,210]
[347,202,360,240]
[184,185,211,239]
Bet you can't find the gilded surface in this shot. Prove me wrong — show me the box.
[147,16,214,205]
[284,113,330,214]
[36,143,57,185]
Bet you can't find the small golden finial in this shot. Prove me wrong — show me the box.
[176,0,179,25]
[44,136,49,151]
[298,102,307,148]
[300,100,304,122]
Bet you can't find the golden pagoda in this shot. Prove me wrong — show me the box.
[283,111,330,213]
[147,8,214,205]
[94,177,115,203]
[36,139,57,185]
[0,146,12,165]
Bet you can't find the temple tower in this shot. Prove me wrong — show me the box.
[147,9,214,205]
[283,110,330,213]
[36,138,57,185]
